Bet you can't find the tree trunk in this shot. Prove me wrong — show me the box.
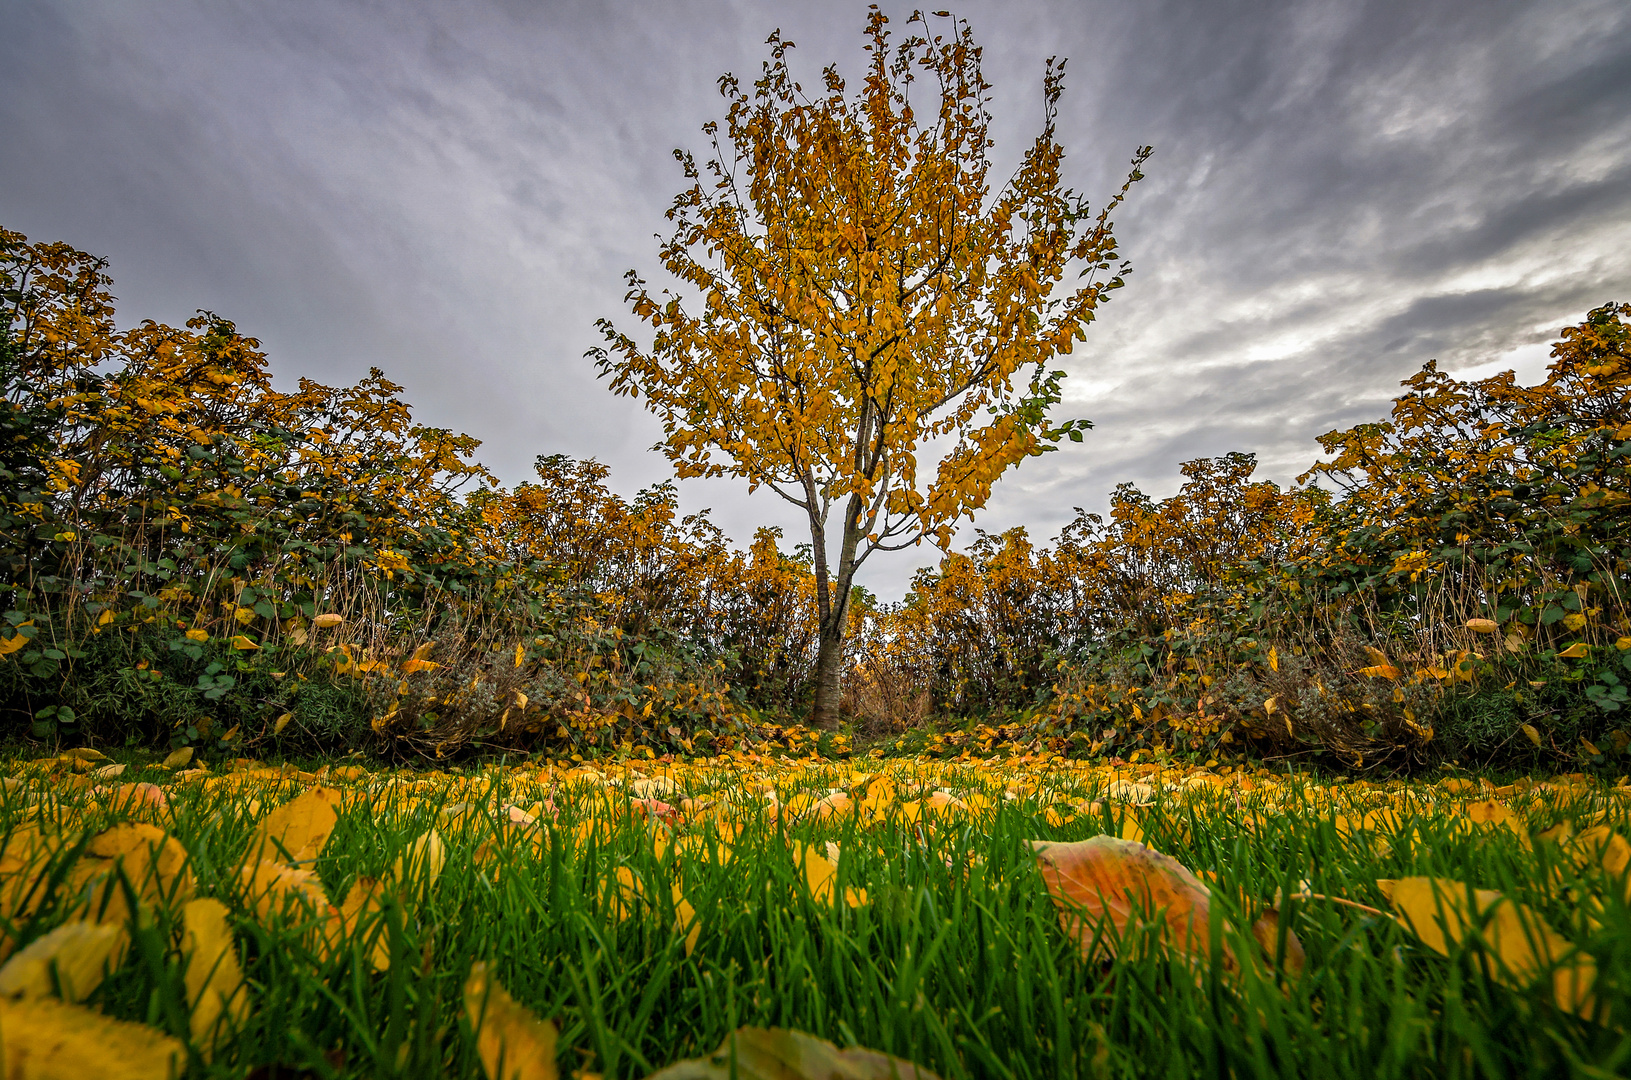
[808,498,865,730]
[809,613,845,729]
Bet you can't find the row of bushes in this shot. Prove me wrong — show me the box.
[855,302,1631,769]
[0,227,839,760]
[5,224,1628,769]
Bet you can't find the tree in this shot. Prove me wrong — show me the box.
[591,8,1149,727]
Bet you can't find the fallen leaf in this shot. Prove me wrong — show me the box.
[793,843,866,908]
[0,920,127,1001]
[391,830,446,907]
[312,613,344,629]
[72,824,193,926]
[1031,835,1211,961]
[465,961,558,1080]
[182,898,249,1058]
[332,876,391,971]
[249,787,343,863]
[0,995,185,1078]
[1386,876,1600,1021]
[672,883,700,957]
[1028,835,1302,977]
[644,1027,941,1080]
[239,860,332,925]
[162,747,193,770]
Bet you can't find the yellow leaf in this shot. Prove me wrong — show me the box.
[1268,647,1278,673]
[96,608,115,628]
[249,787,343,863]
[514,643,526,669]
[1557,642,1590,659]
[464,961,558,1080]
[401,658,441,674]
[239,860,332,924]
[333,877,391,971]
[0,995,184,1078]
[312,613,344,629]
[182,898,248,1058]
[1464,618,1499,634]
[184,629,209,642]
[1463,800,1529,846]
[71,824,193,927]
[161,747,193,770]
[391,830,446,907]
[672,883,700,957]
[0,920,127,1001]
[0,624,32,657]
[793,843,866,907]
[1520,724,1542,748]
[1387,877,1599,1021]
[228,635,259,651]
[273,712,293,734]
[1616,636,1631,651]
[1356,664,1402,680]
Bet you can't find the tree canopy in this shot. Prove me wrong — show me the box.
[593,8,1149,725]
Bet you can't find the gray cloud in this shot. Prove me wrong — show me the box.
[3,0,1628,598]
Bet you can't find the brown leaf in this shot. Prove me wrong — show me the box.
[1029,836,1215,961]
[645,1027,942,1080]
[1029,835,1304,977]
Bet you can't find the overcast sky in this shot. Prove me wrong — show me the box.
[4,0,1629,598]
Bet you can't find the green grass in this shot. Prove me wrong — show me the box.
[3,757,1630,1078]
